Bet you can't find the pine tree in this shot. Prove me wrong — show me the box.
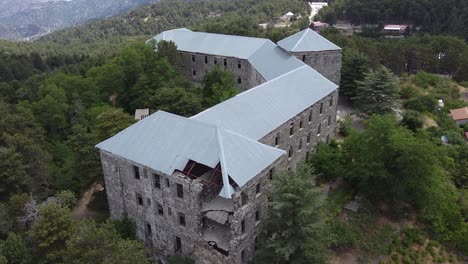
[256,165,328,264]
[353,66,398,115]
[339,49,369,99]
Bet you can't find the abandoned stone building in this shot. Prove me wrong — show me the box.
[96,28,341,264]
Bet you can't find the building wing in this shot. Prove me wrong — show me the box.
[192,65,338,140]
[96,111,284,198]
[277,28,341,52]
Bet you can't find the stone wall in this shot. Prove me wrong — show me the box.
[260,89,339,169]
[292,50,342,85]
[179,51,265,91]
[100,151,205,261]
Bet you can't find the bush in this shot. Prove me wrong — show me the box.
[403,228,425,246]
[111,215,136,240]
[412,72,443,88]
[338,115,353,137]
[401,111,424,131]
[399,84,419,99]
[403,95,437,112]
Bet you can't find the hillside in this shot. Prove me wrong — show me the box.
[0,0,161,40]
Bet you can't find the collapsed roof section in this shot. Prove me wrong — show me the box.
[96,111,285,199]
[277,28,341,52]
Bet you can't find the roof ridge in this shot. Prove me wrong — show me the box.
[191,65,309,119]
[291,29,309,51]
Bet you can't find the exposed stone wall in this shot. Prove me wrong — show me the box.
[100,151,205,260]
[292,50,342,85]
[260,89,339,169]
[179,51,265,91]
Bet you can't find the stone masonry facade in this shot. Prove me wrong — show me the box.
[179,51,266,91]
[99,29,341,264]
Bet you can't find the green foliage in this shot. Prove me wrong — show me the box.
[0,232,31,264]
[340,49,369,98]
[401,111,424,131]
[202,66,239,108]
[309,143,343,181]
[110,216,136,240]
[403,96,437,113]
[62,220,149,264]
[402,228,425,246]
[338,115,353,136]
[29,204,77,263]
[150,87,202,117]
[168,256,194,264]
[94,107,134,142]
[54,190,77,209]
[353,66,398,115]
[256,165,329,264]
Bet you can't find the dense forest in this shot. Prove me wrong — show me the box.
[0,0,468,263]
[316,0,468,40]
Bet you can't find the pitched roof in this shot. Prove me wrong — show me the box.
[150,28,306,81]
[192,65,338,140]
[450,107,468,120]
[150,28,269,59]
[96,111,285,198]
[277,28,341,52]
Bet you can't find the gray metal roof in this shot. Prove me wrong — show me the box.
[248,41,305,81]
[96,111,284,198]
[192,65,338,140]
[277,28,341,52]
[150,28,269,59]
[150,28,307,81]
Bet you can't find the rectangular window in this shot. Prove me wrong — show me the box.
[275,134,280,146]
[318,124,322,135]
[328,116,331,126]
[153,174,161,189]
[330,96,334,107]
[241,220,245,234]
[157,203,164,216]
[165,178,170,187]
[320,103,324,114]
[146,223,152,235]
[241,192,248,206]
[237,77,242,84]
[307,132,311,144]
[299,138,303,150]
[137,193,143,206]
[289,123,294,136]
[214,58,218,64]
[175,236,182,252]
[288,147,293,158]
[179,213,186,226]
[191,55,195,62]
[205,56,208,64]
[269,168,274,180]
[133,166,140,179]
[302,55,306,62]
[192,69,197,76]
[241,249,246,261]
[255,210,260,222]
[238,60,241,69]
[255,183,261,194]
[308,110,313,122]
[299,119,303,129]
[177,184,184,199]
[224,58,227,67]
[255,236,258,250]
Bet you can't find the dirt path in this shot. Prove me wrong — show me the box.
[72,182,100,220]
